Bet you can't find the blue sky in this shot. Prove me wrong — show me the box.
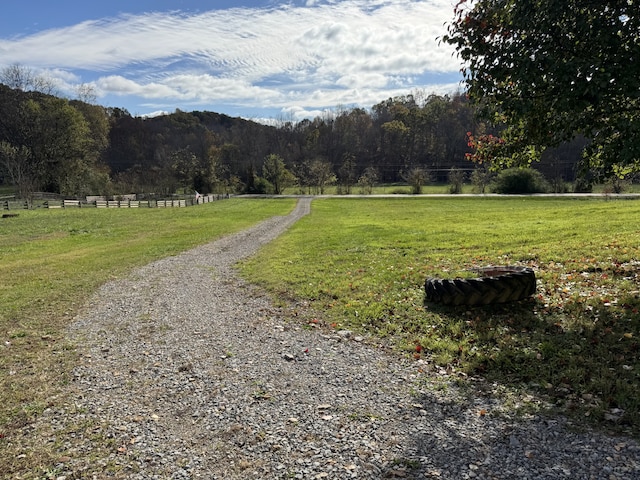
[1,0,464,122]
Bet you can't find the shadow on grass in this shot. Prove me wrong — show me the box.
[422,296,640,437]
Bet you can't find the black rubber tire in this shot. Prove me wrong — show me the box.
[424,266,536,306]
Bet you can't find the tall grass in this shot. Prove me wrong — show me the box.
[241,197,640,435]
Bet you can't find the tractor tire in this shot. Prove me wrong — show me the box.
[424,266,536,306]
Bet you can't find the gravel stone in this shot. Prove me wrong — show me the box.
[38,197,639,479]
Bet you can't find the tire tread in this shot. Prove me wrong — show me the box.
[424,266,536,306]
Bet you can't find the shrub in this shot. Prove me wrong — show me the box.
[389,187,411,194]
[550,177,569,193]
[603,176,628,194]
[448,168,466,194]
[357,167,378,194]
[470,168,493,193]
[248,176,274,194]
[401,167,430,194]
[491,168,550,194]
[573,176,593,193]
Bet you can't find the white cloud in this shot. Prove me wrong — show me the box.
[95,75,180,99]
[280,105,333,122]
[336,72,388,89]
[0,0,462,117]
[141,110,170,118]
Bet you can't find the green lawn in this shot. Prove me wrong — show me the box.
[240,197,640,435]
[0,198,296,475]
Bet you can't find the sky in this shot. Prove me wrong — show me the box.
[0,0,465,122]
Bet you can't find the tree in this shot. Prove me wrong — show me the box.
[448,168,466,194]
[308,159,336,194]
[380,119,411,168]
[70,101,111,194]
[0,142,37,202]
[27,97,91,193]
[292,160,313,194]
[443,0,640,177]
[75,83,98,104]
[0,86,92,198]
[358,167,378,194]
[338,153,358,194]
[0,64,58,95]
[170,147,199,191]
[262,153,294,194]
[470,166,493,194]
[203,145,229,193]
[401,167,430,194]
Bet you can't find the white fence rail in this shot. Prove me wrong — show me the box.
[2,194,231,210]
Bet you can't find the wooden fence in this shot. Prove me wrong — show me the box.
[2,194,229,210]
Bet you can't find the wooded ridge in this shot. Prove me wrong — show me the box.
[0,83,587,200]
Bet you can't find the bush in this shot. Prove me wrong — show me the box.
[573,177,593,193]
[550,177,569,193]
[248,176,274,194]
[470,168,493,193]
[603,176,628,194]
[401,167,429,194]
[491,168,550,194]
[448,168,465,194]
[389,187,411,194]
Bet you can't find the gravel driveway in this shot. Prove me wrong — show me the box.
[42,197,639,479]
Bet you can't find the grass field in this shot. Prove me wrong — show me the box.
[241,197,640,435]
[0,198,296,475]
[1,195,639,476]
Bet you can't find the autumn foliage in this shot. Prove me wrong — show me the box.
[443,0,640,177]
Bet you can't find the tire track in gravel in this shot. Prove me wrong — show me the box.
[40,196,639,479]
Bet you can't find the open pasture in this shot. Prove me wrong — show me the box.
[241,197,640,434]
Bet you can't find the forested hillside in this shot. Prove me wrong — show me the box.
[0,83,586,199]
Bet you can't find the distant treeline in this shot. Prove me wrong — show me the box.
[0,83,586,199]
